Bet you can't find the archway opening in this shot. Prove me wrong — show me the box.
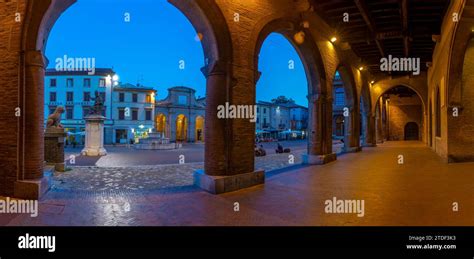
[195,116,204,142]
[254,32,309,171]
[175,114,188,142]
[155,113,167,138]
[375,85,424,142]
[40,0,213,192]
[404,122,419,140]
[332,67,358,153]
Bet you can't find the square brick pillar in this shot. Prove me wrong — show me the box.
[193,60,264,194]
[14,50,51,199]
[303,93,337,164]
[363,113,377,147]
[344,106,362,153]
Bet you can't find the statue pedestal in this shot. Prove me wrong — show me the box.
[44,127,67,172]
[81,114,107,156]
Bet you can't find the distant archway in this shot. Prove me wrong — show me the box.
[404,122,419,140]
[195,116,204,142]
[155,114,167,138]
[176,114,188,142]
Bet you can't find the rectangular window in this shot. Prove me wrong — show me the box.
[83,106,90,118]
[132,109,138,120]
[66,78,74,87]
[146,94,152,103]
[100,92,106,102]
[67,92,74,102]
[119,93,125,102]
[50,78,56,87]
[132,93,138,103]
[84,78,91,87]
[118,109,125,120]
[84,92,91,101]
[49,92,56,102]
[263,108,267,114]
[99,78,106,87]
[145,110,152,121]
[66,106,73,120]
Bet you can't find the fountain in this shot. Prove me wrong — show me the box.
[134,130,180,150]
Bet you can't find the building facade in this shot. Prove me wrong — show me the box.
[255,100,308,140]
[112,83,156,144]
[44,68,115,145]
[155,86,206,142]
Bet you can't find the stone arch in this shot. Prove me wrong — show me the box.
[18,0,233,188]
[252,18,327,95]
[375,84,426,143]
[372,81,427,115]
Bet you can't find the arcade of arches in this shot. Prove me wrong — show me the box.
[1,0,474,199]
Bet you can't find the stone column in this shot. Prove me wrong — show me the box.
[364,112,377,147]
[23,50,45,180]
[345,106,362,152]
[14,50,52,199]
[303,93,337,164]
[81,114,107,156]
[193,60,264,194]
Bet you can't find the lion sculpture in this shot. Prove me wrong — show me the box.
[46,106,65,129]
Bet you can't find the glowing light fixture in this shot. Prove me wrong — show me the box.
[330,37,337,43]
[112,75,119,81]
[359,66,364,71]
[370,80,375,84]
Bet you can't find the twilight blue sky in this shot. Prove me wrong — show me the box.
[46,0,308,106]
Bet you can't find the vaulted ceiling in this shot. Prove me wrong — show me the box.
[311,0,450,76]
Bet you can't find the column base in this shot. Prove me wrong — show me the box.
[46,162,66,172]
[81,147,107,156]
[193,169,265,194]
[302,153,337,165]
[13,168,53,199]
[344,146,362,153]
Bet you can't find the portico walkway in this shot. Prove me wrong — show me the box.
[1,141,472,226]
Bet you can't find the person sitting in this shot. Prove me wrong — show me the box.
[258,145,266,156]
[276,142,284,153]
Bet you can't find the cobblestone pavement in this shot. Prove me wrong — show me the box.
[53,148,316,192]
[2,141,473,226]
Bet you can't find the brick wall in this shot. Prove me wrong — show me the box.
[387,95,423,141]
[0,0,26,195]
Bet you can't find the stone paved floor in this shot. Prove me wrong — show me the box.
[1,141,472,226]
[53,149,310,192]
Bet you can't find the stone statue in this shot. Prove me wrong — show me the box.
[46,106,65,129]
[90,90,104,115]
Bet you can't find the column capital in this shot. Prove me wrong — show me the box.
[201,59,228,78]
[24,50,46,68]
[307,93,330,103]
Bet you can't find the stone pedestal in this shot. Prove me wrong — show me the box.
[194,170,265,194]
[302,153,337,165]
[81,114,107,156]
[44,127,67,171]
